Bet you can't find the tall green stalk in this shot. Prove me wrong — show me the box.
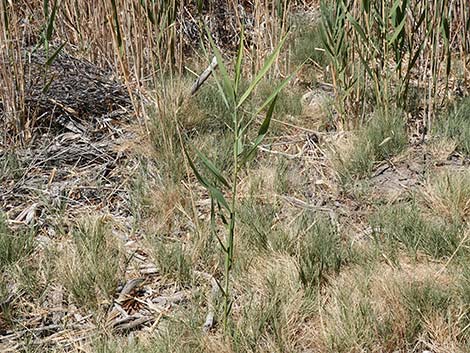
[224,119,238,329]
[185,29,294,331]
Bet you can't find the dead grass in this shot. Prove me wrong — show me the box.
[428,137,458,161]
[319,260,467,353]
[419,169,470,224]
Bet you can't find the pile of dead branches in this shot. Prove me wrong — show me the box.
[0,48,134,229]
[0,47,132,144]
[23,49,131,134]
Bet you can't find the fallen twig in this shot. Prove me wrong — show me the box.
[190,56,218,95]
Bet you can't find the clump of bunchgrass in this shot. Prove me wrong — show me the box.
[370,202,466,260]
[0,151,24,183]
[274,158,291,195]
[291,13,329,69]
[193,82,233,132]
[0,217,54,330]
[58,217,123,311]
[256,79,303,118]
[321,261,462,353]
[400,279,454,339]
[298,216,346,289]
[433,96,470,156]
[0,215,35,270]
[145,236,192,287]
[130,163,191,238]
[419,170,470,224]
[238,198,278,253]
[148,77,194,184]
[231,253,316,352]
[428,137,458,161]
[335,108,408,182]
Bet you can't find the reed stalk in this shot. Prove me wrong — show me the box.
[185,29,293,330]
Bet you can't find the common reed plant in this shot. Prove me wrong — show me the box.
[320,0,468,128]
[0,1,26,144]
[186,30,294,330]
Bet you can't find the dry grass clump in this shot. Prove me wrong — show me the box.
[57,217,124,311]
[419,169,470,224]
[319,260,467,353]
[428,138,458,161]
[230,253,315,353]
[142,251,469,353]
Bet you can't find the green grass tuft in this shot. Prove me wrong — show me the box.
[400,279,454,339]
[193,82,232,132]
[239,199,278,253]
[298,217,346,288]
[370,202,467,260]
[291,15,329,68]
[434,96,470,155]
[0,215,35,270]
[337,108,408,182]
[0,150,24,183]
[59,218,123,310]
[256,79,303,118]
[145,236,192,286]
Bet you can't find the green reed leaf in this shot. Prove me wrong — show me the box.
[237,33,287,108]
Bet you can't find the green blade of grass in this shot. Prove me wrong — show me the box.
[2,0,9,32]
[390,0,403,18]
[110,0,123,53]
[241,95,278,164]
[194,147,231,189]
[184,147,231,212]
[387,16,406,45]
[234,27,244,93]
[237,67,297,151]
[254,68,298,117]
[441,17,451,75]
[207,29,234,107]
[211,198,227,253]
[45,0,58,42]
[209,187,230,214]
[45,41,66,66]
[139,0,155,24]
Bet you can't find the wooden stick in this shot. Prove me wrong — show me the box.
[190,56,218,95]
